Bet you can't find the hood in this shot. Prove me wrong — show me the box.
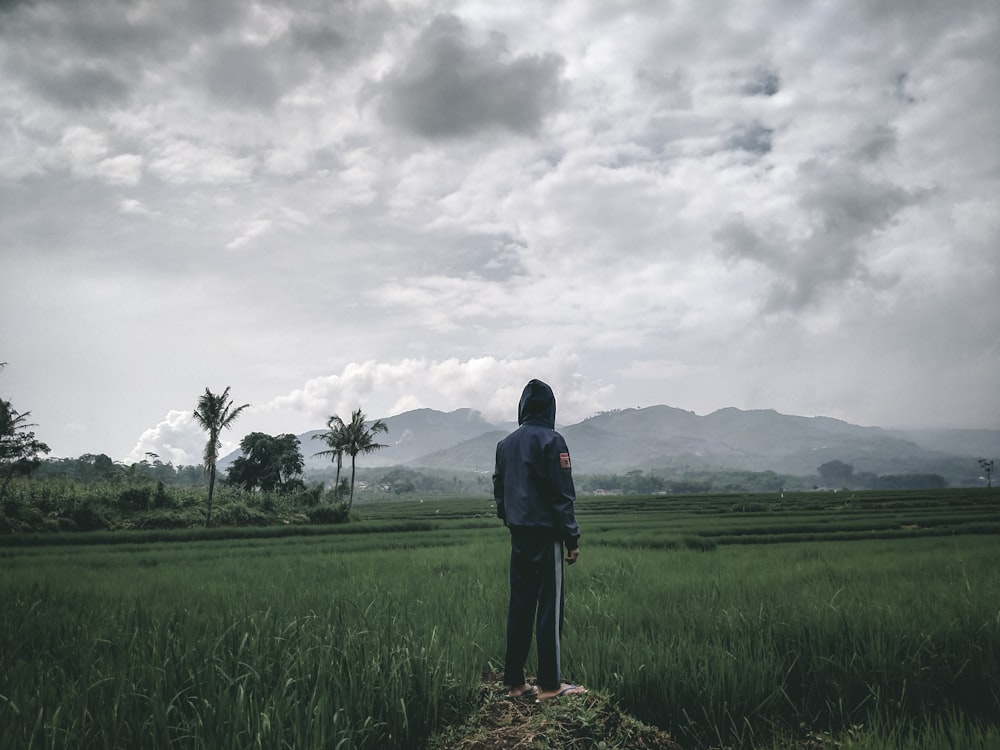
[518,379,556,428]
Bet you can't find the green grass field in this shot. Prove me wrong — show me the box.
[2,489,998,749]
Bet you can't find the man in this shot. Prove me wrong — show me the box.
[493,379,586,702]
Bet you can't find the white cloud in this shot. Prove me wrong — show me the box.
[260,354,613,428]
[95,153,143,185]
[226,218,273,250]
[148,140,255,185]
[127,410,204,466]
[60,125,109,166]
[54,126,143,185]
[117,198,157,217]
[123,354,613,465]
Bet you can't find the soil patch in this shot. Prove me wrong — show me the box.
[428,672,683,749]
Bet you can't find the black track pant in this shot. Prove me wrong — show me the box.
[503,528,565,691]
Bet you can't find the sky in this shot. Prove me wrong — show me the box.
[1,0,998,466]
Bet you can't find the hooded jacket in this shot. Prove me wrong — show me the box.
[493,380,580,549]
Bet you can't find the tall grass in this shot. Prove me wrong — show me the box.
[567,538,1000,748]
[2,490,998,748]
[0,540,499,749]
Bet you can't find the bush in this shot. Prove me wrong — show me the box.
[0,507,49,534]
[118,487,151,512]
[152,481,175,509]
[69,501,109,532]
[307,503,350,525]
[287,485,324,508]
[133,508,204,530]
[213,501,270,527]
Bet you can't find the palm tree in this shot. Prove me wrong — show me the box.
[979,458,995,488]
[319,408,387,512]
[312,415,347,500]
[193,386,249,526]
[1,363,51,502]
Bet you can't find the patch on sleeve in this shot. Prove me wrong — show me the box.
[559,452,572,469]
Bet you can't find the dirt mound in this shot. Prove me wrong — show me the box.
[428,672,683,749]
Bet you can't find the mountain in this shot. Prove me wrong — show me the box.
[409,406,984,479]
[404,431,509,473]
[221,406,998,485]
[888,428,1000,460]
[558,407,968,476]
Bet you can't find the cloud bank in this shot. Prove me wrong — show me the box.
[0,0,996,464]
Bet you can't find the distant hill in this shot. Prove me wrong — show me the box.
[888,428,1000,460]
[558,407,980,478]
[220,408,512,473]
[220,406,999,485]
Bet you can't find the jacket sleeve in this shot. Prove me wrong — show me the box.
[492,441,506,521]
[546,433,580,548]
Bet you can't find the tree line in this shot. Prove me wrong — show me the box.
[816,459,948,491]
[2,377,390,529]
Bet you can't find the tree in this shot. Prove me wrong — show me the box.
[312,416,347,500]
[193,387,249,525]
[78,453,118,481]
[818,460,854,488]
[0,396,51,503]
[227,432,304,492]
[979,459,995,488]
[318,408,388,511]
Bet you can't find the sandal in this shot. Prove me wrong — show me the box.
[536,683,587,702]
[506,684,538,700]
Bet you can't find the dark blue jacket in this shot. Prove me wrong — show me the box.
[493,380,580,550]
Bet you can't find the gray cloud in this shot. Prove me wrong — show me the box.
[376,14,566,139]
[283,1,393,65]
[635,67,693,109]
[0,0,249,116]
[174,0,248,36]
[853,124,898,161]
[728,121,773,155]
[717,160,920,311]
[202,44,286,111]
[797,159,917,235]
[742,68,780,96]
[0,0,34,12]
[290,25,346,54]
[24,64,131,109]
[3,1,182,62]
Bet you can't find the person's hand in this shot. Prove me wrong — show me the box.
[566,547,579,565]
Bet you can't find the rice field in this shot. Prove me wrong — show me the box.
[1,489,998,749]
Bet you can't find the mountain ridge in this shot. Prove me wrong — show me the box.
[220,406,998,485]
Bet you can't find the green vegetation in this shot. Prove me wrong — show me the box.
[34,453,206,486]
[1,489,998,749]
[577,465,953,495]
[0,476,332,534]
[4,458,974,536]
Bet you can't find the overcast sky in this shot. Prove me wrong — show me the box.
[2,0,998,465]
